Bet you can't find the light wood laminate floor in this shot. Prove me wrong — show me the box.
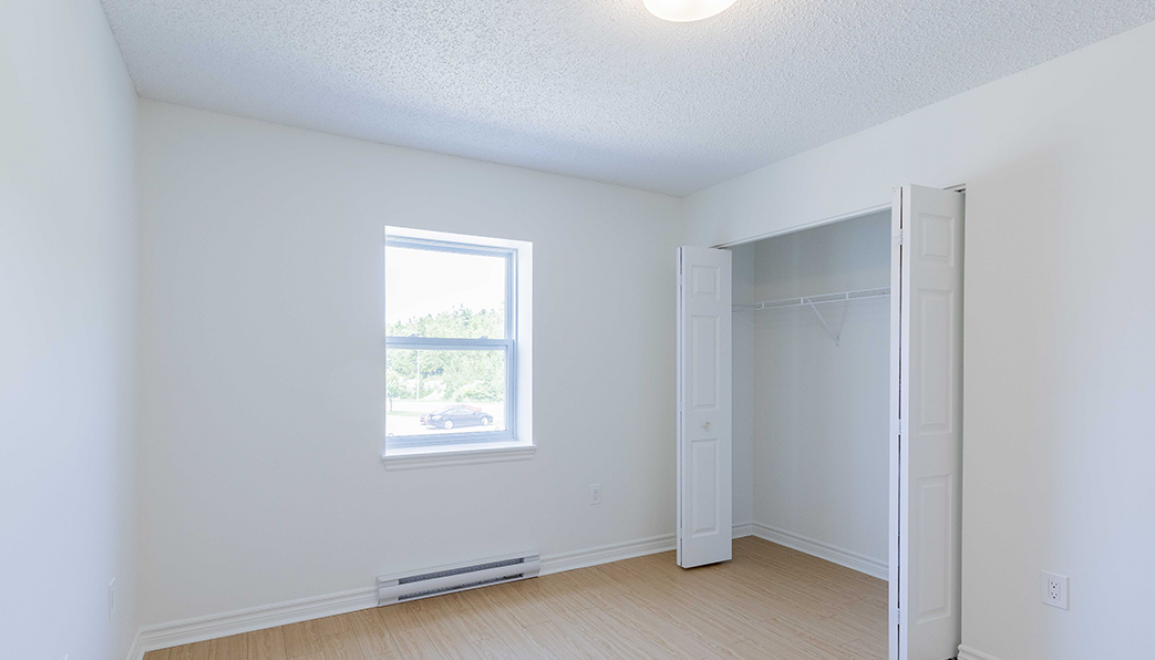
[146,537,887,660]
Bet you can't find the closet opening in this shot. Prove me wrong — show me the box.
[733,209,892,657]
[677,185,965,660]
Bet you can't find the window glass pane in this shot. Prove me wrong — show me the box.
[385,245,507,339]
[386,348,506,438]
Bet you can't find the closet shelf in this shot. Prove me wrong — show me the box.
[732,287,890,313]
[733,287,890,347]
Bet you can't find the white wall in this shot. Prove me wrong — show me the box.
[686,21,1155,660]
[136,100,685,626]
[0,1,140,659]
[732,214,890,568]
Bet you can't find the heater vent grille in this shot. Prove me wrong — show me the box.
[400,574,524,601]
[377,552,540,606]
[399,557,526,585]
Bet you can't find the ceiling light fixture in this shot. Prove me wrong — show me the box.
[643,0,737,22]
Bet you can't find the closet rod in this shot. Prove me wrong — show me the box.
[732,287,890,313]
[732,287,890,346]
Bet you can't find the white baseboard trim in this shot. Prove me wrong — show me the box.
[133,586,378,658]
[733,521,754,538]
[751,522,888,580]
[957,645,1004,660]
[540,533,676,575]
[124,630,142,660]
[131,532,679,657]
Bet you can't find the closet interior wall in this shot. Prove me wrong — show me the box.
[731,211,891,569]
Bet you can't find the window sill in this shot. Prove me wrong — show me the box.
[381,441,536,471]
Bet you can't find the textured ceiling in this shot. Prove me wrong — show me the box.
[101,0,1155,196]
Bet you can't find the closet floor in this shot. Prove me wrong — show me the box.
[146,536,887,660]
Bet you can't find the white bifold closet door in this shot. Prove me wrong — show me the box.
[890,185,965,660]
[676,246,733,569]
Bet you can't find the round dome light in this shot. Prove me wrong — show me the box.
[643,0,738,22]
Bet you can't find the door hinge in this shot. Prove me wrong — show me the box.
[894,231,904,247]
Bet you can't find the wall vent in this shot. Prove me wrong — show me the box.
[377,552,541,605]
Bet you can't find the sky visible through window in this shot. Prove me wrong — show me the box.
[385,245,506,329]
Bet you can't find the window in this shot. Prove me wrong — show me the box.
[384,228,530,457]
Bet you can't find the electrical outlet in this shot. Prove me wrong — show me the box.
[1041,571,1069,609]
[108,578,116,620]
[590,484,601,505]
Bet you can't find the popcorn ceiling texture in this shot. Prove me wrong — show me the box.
[100,0,1155,195]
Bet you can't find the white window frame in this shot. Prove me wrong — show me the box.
[383,228,532,464]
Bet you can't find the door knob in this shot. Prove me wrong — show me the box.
[702,421,711,430]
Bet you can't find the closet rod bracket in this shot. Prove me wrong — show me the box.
[807,301,841,346]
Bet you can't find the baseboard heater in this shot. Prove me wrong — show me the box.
[377,551,541,606]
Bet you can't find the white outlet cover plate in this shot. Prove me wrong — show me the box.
[1041,571,1069,609]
